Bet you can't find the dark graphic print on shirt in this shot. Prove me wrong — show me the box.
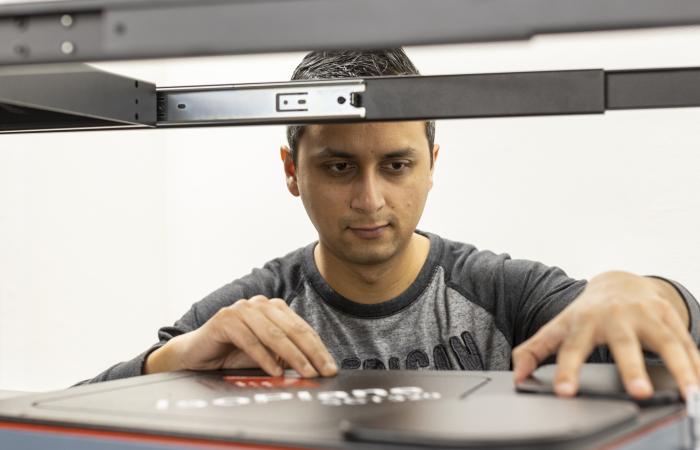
[339,331,483,370]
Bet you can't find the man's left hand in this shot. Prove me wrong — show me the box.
[512,271,700,399]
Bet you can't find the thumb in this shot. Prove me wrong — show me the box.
[512,320,567,383]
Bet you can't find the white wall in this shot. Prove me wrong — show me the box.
[2,26,700,392]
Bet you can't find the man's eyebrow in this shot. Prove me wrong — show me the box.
[384,148,418,158]
[314,148,355,159]
[313,147,419,159]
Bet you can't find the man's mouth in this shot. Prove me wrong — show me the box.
[350,224,389,231]
[348,224,390,239]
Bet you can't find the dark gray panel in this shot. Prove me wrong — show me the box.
[344,397,638,448]
[0,368,684,450]
[607,68,700,110]
[1,0,700,64]
[0,63,156,131]
[363,70,606,120]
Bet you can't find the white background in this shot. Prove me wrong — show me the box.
[2,17,700,391]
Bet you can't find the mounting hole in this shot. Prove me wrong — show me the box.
[134,80,139,88]
[298,99,306,105]
[283,100,288,105]
[134,98,139,104]
[134,113,140,120]
[114,22,126,35]
[337,96,346,104]
[177,103,186,109]
[13,17,28,30]
[13,45,29,57]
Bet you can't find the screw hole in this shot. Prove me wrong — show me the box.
[114,22,126,35]
[177,104,186,109]
[13,17,28,30]
[134,98,139,104]
[14,45,29,57]
[298,99,306,105]
[134,113,139,120]
[337,96,346,104]
[134,80,139,88]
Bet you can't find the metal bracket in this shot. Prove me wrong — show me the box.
[0,63,155,132]
[158,80,366,127]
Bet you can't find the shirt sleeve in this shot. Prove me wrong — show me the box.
[72,255,303,386]
[645,276,700,346]
[503,258,587,348]
[502,258,700,363]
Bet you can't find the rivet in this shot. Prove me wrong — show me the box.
[60,14,73,28]
[60,41,75,54]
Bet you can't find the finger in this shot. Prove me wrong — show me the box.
[554,326,596,397]
[269,299,334,363]
[218,314,283,376]
[266,300,338,377]
[640,321,699,399]
[240,306,319,378]
[606,327,653,399]
[512,320,568,383]
[661,305,700,389]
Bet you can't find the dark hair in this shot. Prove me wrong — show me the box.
[286,48,435,166]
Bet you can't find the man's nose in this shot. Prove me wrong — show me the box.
[350,171,385,214]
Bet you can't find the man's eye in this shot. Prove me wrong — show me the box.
[383,161,410,172]
[326,162,353,174]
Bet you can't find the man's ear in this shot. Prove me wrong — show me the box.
[429,144,440,190]
[280,145,300,197]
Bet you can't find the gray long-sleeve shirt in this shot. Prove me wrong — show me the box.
[76,230,700,385]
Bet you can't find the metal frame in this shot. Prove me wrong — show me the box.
[1,0,700,65]
[4,66,700,133]
[2,0,700,133]
[0,63,156,132]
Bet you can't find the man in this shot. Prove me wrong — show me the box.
[79,49,700,401]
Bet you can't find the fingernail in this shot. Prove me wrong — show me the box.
[513,369,526,382]
[323,362,337,375]
[555,382,576,396]
[629,378,652,396]
[272,366,283,377]
[303,364,318,378]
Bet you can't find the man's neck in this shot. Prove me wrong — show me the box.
[314,232,431,304]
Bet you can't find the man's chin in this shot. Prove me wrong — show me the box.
[338,241,398,266]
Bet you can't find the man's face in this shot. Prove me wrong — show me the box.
[284,121,437,266]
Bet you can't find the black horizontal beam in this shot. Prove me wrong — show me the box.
[1,0,700,65]
[3,66,700,134]
[362,71,605,121]
[606,68,700,110]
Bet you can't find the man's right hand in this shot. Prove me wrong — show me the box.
[144,295,338,378]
